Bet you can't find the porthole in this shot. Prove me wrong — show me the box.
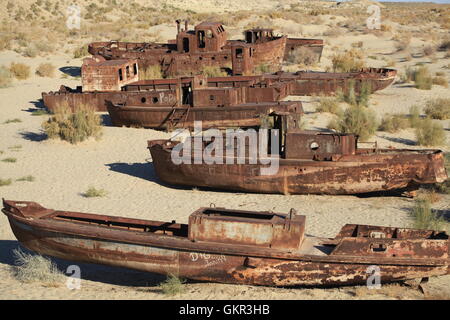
[153,97,159,103]
[141,97,147,103]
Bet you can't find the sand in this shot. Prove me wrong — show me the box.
[1,0,450,300]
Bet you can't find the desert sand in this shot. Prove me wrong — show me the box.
[0,0,449,300]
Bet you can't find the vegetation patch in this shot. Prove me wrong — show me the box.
[327,105,378,142]
[36,63,56,77]
[3,118,22,124]
[0,178,12,186]
[331,49,365,72]
[315,96,343,115]
[139,65,163,80]
[12,248,64,286]
[16,175,35,182]
[378,114,410,133]
[201,66,227,77]
[287,47,317,66]
[0,66,13,88]
[415,118,446,146]
[424,98,450,120]
[42,104,102,144]
[158,274,186,296]
[410,199,445,231]
[9,63,31,80]
[2,157,17,163]
[83,186,108,198]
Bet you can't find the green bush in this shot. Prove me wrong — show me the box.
[331,49,365,72]
[413,66,433,90]
[327,105,378,141]
[410,199,445,230]
[83,186,108,198]
[415,118,446,146]
[42,103,102,144]
[159,274,186,296]
[424,98,450,120]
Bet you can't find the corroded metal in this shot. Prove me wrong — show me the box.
[147,125,448,195]
[3,199,449,287]
[42,67,396,113]
[88,21,324,76]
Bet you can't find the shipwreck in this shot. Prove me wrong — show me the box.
[148,118,447,194]
[42,55,396,116]
[88,20,324,76]
[4,199,449,287]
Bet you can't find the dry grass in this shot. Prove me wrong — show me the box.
[379,114,410,133]
[413,66,433,90]
[201,66,227,77]
[432,76,448,88]
[42,103,102,144]
[9,62,30,80]
[139,65,163,80]
[35,63,56,77]
[415,118,446,146]
[424,98,450,120]
[16,175,35,182]
[0,66,13,88]
[2,157,17,163]
[315,96,342,115]
[3,118,22,124]
[73,45,89,59]
[331,49,365,72]
[12,248,64,286]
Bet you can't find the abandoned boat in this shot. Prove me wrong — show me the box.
[88,20,324,76]
[42,54,396,113]
[4,199,449,287]
[107,101,303,130]
[148,120,447,194]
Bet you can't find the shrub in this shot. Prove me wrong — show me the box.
[424,98,450,120]
[2,157,17,163]
[73,45,89,59]
[415,118,446,146]
[16,175,35,182]
[0,178,12,186]
[3,118,22,124]
[201,66,227,77]
[413,66,433,90]
[0,66,13,88]
[12,248,64,286]
[327,105,378,142]
[286,47,317,66]
[410,199,445,231]
[35,63,55,77]
[31,109,50,116]
[423,45,436,57]
[83,186,108,198]
[42,103,102,144]
[432,76,448,88]
[315,96,342,115]
[139,65,163,80]
[159,274,186,296]
[379,114,410,133]
[409,105,421,128]
[331,49,365,72]
[9,63,30,80]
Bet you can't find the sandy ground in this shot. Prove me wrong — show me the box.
[1,2,450,300]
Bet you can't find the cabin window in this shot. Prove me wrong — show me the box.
[224,55,228,59]
[310,142,319,151]
[133,63,138,75]
[236,48,243,58]
[210,95,215,101]
[198,30,205,48]
[118,68,123,81]
[183,37,189,53]
[126,66,130,78]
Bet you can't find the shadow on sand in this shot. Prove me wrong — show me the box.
[19,131,47,142]
[0,240,166,287]
[59,66,81,77]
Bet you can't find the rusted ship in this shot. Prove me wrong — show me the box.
[42,55,396,113]
[4,199,449,287]
[148,123,447,194]
[88,20,324,76]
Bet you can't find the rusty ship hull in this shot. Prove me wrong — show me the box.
[3,200,449,287]
[148,138,447,195]
[42,68,396,113]
[107,101,303,130]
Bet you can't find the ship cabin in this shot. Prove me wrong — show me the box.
[81,56,139,91]
[175,20,228,54]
